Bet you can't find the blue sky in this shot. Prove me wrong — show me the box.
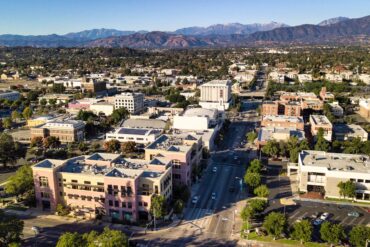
[1,0,369,35]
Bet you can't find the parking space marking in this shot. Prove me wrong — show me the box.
[289,210,301,220]
[348,217,358,226]
[340,216,350,225]
[333,215,341,221]
[358,217,366,225]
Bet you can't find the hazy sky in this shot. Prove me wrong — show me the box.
[1,0,369,35]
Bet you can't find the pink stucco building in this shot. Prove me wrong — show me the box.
[32,153,172,222]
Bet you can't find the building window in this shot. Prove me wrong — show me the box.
[41,192,50,198]
[39,177,49,187]
[128,202,132,209]
[173,174,181,179]
[109,200,113,206]
[138,202,142,206]
[122,202,126,208]
[108,185,113,195]
[155,185,159,194]
[127,186,132,196]
[144,202,148,207]
[114,201,119,207]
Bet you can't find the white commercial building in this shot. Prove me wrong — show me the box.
[173,108,223,151]
[114,92,144,114]
[106,127,161,145]
[199,80,232,111]
[328,102,344,117]
[333,124,368,141]
[309,115,333,142]
[90,102,115,116]
[296,150,370,201]
[0,90,20,101]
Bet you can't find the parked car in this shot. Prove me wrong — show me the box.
[211,192,216,200]
[348,211,360,217]
[192,196,199,204]
[320,212,330,221]
[313,218,323,226]
[212,167,217,173]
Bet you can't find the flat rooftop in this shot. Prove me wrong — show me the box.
[300,150,370,173]
[258,127,305,142]
[333,124,367,135]
[262,115,303,123]
[310,115,332,126]
[200,80,230,87]
[146,134,196,152]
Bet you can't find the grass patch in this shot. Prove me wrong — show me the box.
[5,203,28,211]
[325,197,370,205]
[246,232,327,247]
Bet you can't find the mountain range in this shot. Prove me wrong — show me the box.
[0,16,369,48]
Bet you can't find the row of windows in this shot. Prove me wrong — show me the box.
[350,178,370,184]
[108,200,133,208]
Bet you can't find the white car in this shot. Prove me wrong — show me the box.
[320,212,330,221]
[192,196,199,204]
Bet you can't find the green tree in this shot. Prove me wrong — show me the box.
[121,141,136,154]
[337,180,356,199]
[30,136,43,148]
[103,139,121,153]
[52,83,65,94]
[254,185,269,198]
[244,172,261,189]
[314,128,330,152]
[247,159,262,174]
[291,220,313,244]
[22,106,33,120]
[2,117,12,129]
[56,232,85,247]
[78,142,88,152]
[0,210,24,246]
[11,111,21,122]
[246,131,257,143]
[110,107,129,125]
[343,137,363,154]
[0,133,17,168]
[262,139,279,157]
[150,195,166,219]
[263,212,286,240]
[43,136,61,149]
[320,222,346,245]
[174,199,185,215]
[349,225,370,247]
[56,204,71,216]
[40,98,47,106]
[5,165,33,195]
[241,199,267,222]
[94,227,128,247]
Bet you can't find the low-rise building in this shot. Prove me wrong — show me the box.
[32,153,172,221]
[31,120,85,143]
[106,127,161,145]
[39,94,73,105]
[309,115,333,141]
[256,127,305,148]
[359,98,370,120]
[319,87,335,102]
[297,74,312,83]
[297,150,370,201]
[328,102,344,117]
[90,102,115,116]
[145,134,203,186]
[27,115,56,127]
[261,115,304,130]
[333,124,368,141]
[122,119,167,130]
[0,90,20,101]
[114,92,144,114]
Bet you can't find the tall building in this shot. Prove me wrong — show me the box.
[32,153,172,222]
[30,120,85,143]
[199,80,232,111]
[114,92,144,114]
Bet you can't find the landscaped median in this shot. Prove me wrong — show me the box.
[245,232,327,247]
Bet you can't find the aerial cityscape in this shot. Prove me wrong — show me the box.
[1,1,370,246]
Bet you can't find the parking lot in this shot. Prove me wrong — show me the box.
[265,161,370,241]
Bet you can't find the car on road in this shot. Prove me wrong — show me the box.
[192,196,199,204]
[348,211,360,217]
[212,167,217,173]
[320,212,330,221]
[211,192,216,200]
